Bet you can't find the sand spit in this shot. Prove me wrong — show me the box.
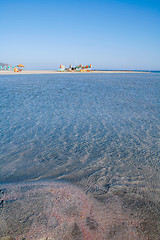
[0,181,149,240]
[0,70,149,75]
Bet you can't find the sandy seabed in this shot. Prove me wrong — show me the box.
[0,181,149,240]
[0,71,158,240]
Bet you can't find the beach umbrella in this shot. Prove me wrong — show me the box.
[17,64,25,67]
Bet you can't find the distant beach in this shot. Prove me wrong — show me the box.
[0,70,150,75]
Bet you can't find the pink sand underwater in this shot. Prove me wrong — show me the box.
[0,181,147,240]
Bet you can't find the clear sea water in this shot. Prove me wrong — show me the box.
[0,73,160,239]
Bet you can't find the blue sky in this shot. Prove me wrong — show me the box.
[1,0,160,70]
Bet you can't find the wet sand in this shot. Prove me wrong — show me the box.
[0,70,149,75]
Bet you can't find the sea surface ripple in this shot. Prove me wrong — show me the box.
[0,73,160,239]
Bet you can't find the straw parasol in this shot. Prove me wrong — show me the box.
[17,64,25,71]
[17,64,25,67]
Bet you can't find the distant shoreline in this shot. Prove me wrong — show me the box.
[0,70,151,75]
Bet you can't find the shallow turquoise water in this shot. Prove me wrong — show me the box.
[0,73,160,239]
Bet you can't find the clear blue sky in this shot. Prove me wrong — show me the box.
[1,0,160,70]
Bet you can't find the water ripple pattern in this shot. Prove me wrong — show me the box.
[0,73,160,238]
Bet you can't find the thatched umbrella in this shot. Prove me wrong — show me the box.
[17,64,25,71]
[17,64,24,67]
